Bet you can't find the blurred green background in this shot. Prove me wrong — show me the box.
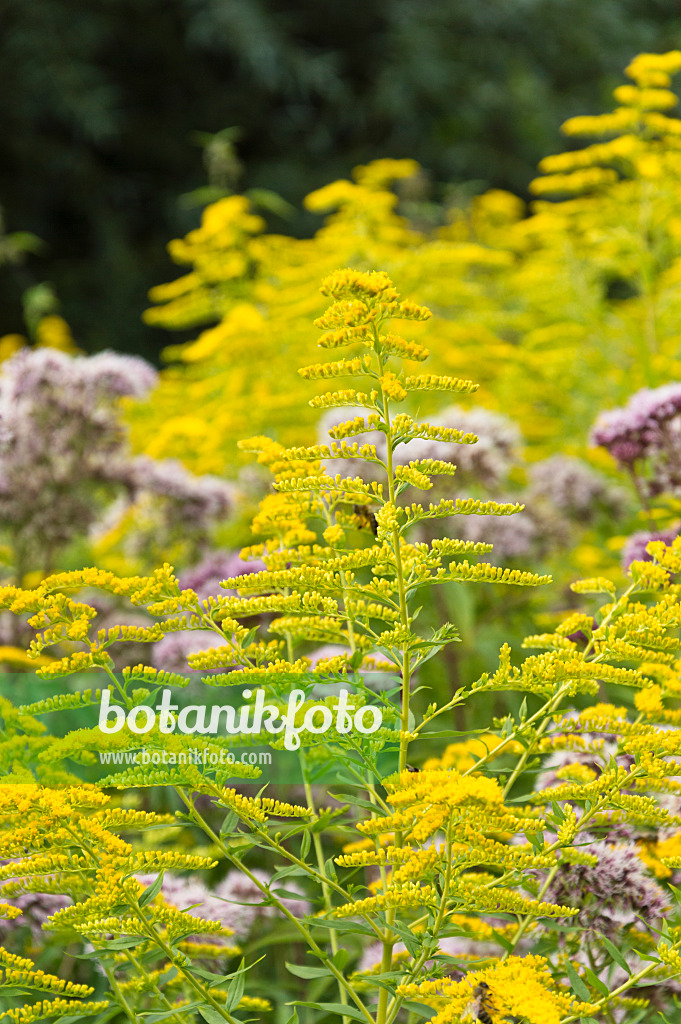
[1,0,680,360]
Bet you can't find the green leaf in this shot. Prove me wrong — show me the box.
[220,810,239,836]
[225,958,247,1012]
[246,187,295,218]
[300,829,311,859]
[331,948,350,970]
[101,936,150,951]
[49,1017,104,1024]
[138,870,164,908]
[564,961,591,1001]
[270,864,308,883]
[550,802,565,824]
[328,792,381,814]
[144,1005,203,1022]
[401,1001,436,1020]
[89,1011,120,1024]
[599,935,631,974]
[286,961,333,980]
[198,1009,230,1024]
[273,887,308,902]
[189,967,238,984]
[292,1002,368,1022]
[311,917,375,937]
[582,966,608,997]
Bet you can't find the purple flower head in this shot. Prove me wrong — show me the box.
[152,629,229,674]
[432,406,520,489]
[528,456,626,519]
[1,347,157,404]
[536,734,623,793]
[591,383,681,464]
[214,867,309,938]
[395,405,520,491]
[0,347,162,569]
[83,351,158,398]
[126,457,233,525]
[0,861,71,942]
[0,891,71,942]
[180,550,265,602]
[457,507,536,561]
[135,872,239,944]
[564,618,598,647]
[543,841,669,937]
[621,527,679,571]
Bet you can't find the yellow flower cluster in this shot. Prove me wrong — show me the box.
[398,955,595,1024]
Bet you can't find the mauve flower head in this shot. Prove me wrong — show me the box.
[125,457,233,525]
[0,891,71,942]
[535,735,635,796]
[180,550,265,602]
[0,862,71,942]
[82,351,159,398]
[135,872,240,944]
[152,629,228,675]
[0,348,158,565]
[528,456,626,519]
[0,347,157,405]
[457,507,537,561]
[621,527,679,571]
[430,406,520,489]
[591,383,681,464]
[543,841,669,936]
[214,867,309,938]
[106,458,234,564]
[393,405,520,492]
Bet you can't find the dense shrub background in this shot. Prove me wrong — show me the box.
[1,0,681,358]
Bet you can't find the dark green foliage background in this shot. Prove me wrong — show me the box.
[0,0,680,358]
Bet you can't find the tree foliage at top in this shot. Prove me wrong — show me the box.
[0,0,679,356]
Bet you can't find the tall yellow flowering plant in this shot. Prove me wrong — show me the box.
[126,51,681,477]
[1,273,681,1024]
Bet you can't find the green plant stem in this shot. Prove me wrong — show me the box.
[560,954,681,1023]
[134,912,243,1024]
[463,681,573,782]
[102,964,140,1024]
[373,320,413,1024]
[204,798,383,938]
[178,790,375,1024]
[385,818,454,1024]
[62,825,188,1024]
[300,749,349,1023]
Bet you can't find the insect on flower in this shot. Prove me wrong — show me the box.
[463,981,495,1023]
[353,504,378,536]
